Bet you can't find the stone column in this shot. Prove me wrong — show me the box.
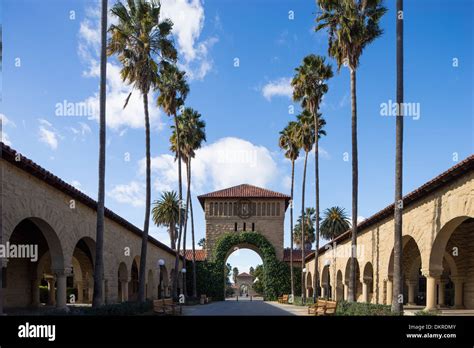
[438,279,448,308]
[77,281,84,303]
[423,270,441,311]
[386,279,393,305]
[121,281,128,302]
[343,284,348,300]
[450,276,464,309]
[31,277,41,307]
[406,280,417,306]
[47,278,56,306]
[362,281,369,303]
[54,269,70,310]
[321,286,326,298]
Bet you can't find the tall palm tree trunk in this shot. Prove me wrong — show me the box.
[189,160,198,298]
[138,93,151,302]
[301,151,309,303]
[312,104,320,301]
[348,68,358,303]
[289,160,295,299]
[392,0,404,314]
[181,159,192,298]
[172,114,184,299]
[92,0,108,307]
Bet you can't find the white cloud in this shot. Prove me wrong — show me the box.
[1,114,16,146]
[161,0,217,80]
[140,137,280,194]
[38,119,61,150]
[69,121,92,141]
[107,181,145,207]
[262,77,292,101]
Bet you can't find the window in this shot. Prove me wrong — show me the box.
[234,202,238,216]
[276,202,280,216]
[219,203,223,216]
[267,203,271,216]
[209,202,213,216]
[257,203,261,216]
[214,203,218,216]
[271,202,276,216]
[252,223,255,231]
[234,222,238,231]
[251,203,256,216]
[262,203,266,216]
[243,222,246,231]
[224,202,228,216]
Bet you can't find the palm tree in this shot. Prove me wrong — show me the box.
[320,206,351,240]
[278,121,300,300]
[294,110,326,302]
[392,0,404,314]
[152,191,183,250]
[292,54,333,301]
[293,207,316,250]
[157,63,189,299]
[92,0,108,308]
[232,267,239,284]
[316,0,387,302]
[170,107,206,298]
[108,0,177,303]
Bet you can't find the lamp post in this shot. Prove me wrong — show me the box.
[158,259,165,298]
[181,268,186,296]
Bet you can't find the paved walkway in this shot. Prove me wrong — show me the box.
[182,299,310,316]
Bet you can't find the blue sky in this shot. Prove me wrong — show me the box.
[2,0,473,272]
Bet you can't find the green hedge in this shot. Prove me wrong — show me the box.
[191,232,297,301]
[335,301,397,316]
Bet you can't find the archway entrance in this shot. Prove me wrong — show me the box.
[226,248,263,298]
[4,218,65,310]
[212,232,286,301]
[427,216,473,310]
[70,237,95,304]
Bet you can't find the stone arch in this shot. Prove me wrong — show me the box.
[158,265,169,298]
[425,216,473,309]
[4,217,65,309]
[117,262,128,302]
[321,265,331,299]
[306,272,313,298]
[212,232,284,300]
[344,258,361,301]
[336,270,344,301]
[129,257,140,301]
[70,237,96,304]
[362,262,374,303]
[428,216,470,273]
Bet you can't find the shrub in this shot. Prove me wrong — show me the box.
[293,296,315,306]
[335,301,396,316]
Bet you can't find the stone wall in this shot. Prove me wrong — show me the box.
[1,159,182,308]
[203,199,285,260]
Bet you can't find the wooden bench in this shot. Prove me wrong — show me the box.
[278,294,289,304]
[153,298,182,315]
[308,299,337,316]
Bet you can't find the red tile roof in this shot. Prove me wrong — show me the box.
[237,272,252,277]
[0,142,182,259]
[197,184,291,209]
[283,248,314,263]
[305,154,474,262]
[183,249,206,261]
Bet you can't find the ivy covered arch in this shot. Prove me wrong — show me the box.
[212,232,291,300]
